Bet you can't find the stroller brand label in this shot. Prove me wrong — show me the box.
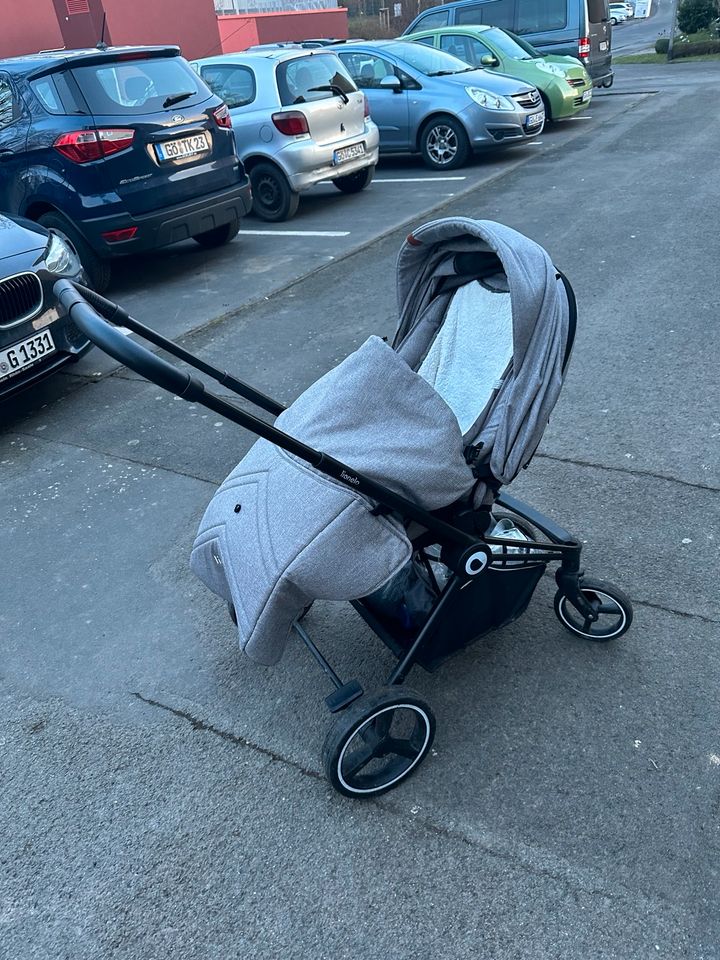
[340,470,360,486]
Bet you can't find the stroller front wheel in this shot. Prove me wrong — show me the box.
[322,687,435,798]
[554,578,633,641]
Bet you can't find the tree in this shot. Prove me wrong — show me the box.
[677,0,717,34]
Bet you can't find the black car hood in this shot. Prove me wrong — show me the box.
[0,214,49,260]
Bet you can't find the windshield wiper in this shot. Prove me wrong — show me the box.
[427,67,475,76]
[163,91,194,108]
[308,84,349,104]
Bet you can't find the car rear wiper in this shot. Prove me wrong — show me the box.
[308,84,349,104]
[162,91,194,108]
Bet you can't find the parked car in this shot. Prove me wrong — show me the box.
[402,0,613,89]
[0,213,91,400]
[0,45,252,291]
[608,3,628,21]
[191,50,379,221]
[331,40,544,170]
[624,2,635,16]
[406,25,592,121]
[245,40,344,51]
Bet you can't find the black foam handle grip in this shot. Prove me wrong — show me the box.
[54,279,205,402]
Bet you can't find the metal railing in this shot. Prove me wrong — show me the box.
[215,0,339,13]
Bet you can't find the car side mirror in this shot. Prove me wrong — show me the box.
[379,75,403,92]
[480,54,499,67]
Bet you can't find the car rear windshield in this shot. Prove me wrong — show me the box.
[276,54,356,107]
[71,56,212,116]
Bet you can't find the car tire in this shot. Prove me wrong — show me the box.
[540,93,553,123]
[192,219,240,249]
[249,163,300,222]
[37,211,111,293]
[420,115,470,171]
[332,164,375,194]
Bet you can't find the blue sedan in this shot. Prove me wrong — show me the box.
[333,40,544,170]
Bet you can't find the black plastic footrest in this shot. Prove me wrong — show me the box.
[325,680,364,713]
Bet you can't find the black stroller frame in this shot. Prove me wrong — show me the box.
[55,279,633,799]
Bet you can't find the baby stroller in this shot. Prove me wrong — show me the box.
[55,217,632,799]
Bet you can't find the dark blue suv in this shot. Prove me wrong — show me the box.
[0,46,252,290]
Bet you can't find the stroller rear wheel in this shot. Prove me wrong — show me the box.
[322,687,435,798]
[554,578,633,641]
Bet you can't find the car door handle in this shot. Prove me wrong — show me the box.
[0,149,14,162]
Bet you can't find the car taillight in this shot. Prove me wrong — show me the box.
[578,36,591,58]
[212,104,232,128]
[53,129,135,163]
[102,227,138,243]
[271,111,310,136]
[363,94,370,119]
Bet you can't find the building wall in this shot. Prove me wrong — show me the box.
[101,0,223,60]
[0,0,64,59]
[0,1,347,62]
[218,8,348,52]
[217,15,260,52]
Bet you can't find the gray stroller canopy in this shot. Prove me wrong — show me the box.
[191,218,572,664]
[393,217,571,486]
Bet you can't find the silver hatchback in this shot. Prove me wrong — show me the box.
[192,50,380,221]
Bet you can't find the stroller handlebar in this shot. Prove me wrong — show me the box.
[54,280,480,554]
[54,279,205,402]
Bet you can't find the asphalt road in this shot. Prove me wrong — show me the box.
[2,63,719,959]
[611,1,674,55]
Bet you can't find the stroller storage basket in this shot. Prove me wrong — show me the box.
[359,559,547,671]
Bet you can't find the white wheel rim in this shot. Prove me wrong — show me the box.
[558,589,627,639]
[336,703,432,795]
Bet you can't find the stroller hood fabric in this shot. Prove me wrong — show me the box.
[191,336,475,664]
[191,218,571,665]
[394,217,570,486]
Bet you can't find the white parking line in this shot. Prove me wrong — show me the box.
[374,176,467,182]
[236,229,351,237]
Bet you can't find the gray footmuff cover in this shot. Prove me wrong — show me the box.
[191,336,475,665]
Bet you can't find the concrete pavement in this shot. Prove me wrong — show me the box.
[2,63,719,959]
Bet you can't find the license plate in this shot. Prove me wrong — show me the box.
[333,142,365,165]
[0,329,55,382]
[582,89,592,102]
[155,133,209,162]
[525,111,544,129]
[600,40,609,50]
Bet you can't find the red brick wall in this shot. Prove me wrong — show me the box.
[218,9,348,53]
[101,0,223,60]
[0,0,64,59]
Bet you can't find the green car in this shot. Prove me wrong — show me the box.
[405,25,592,121]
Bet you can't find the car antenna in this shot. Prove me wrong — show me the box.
[96,13,108,51]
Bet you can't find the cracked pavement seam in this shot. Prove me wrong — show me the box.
[132,689,679,917]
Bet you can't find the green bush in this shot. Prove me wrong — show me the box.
[671,38,720,54]
[677,0,718,34]
[655,37,670,52]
